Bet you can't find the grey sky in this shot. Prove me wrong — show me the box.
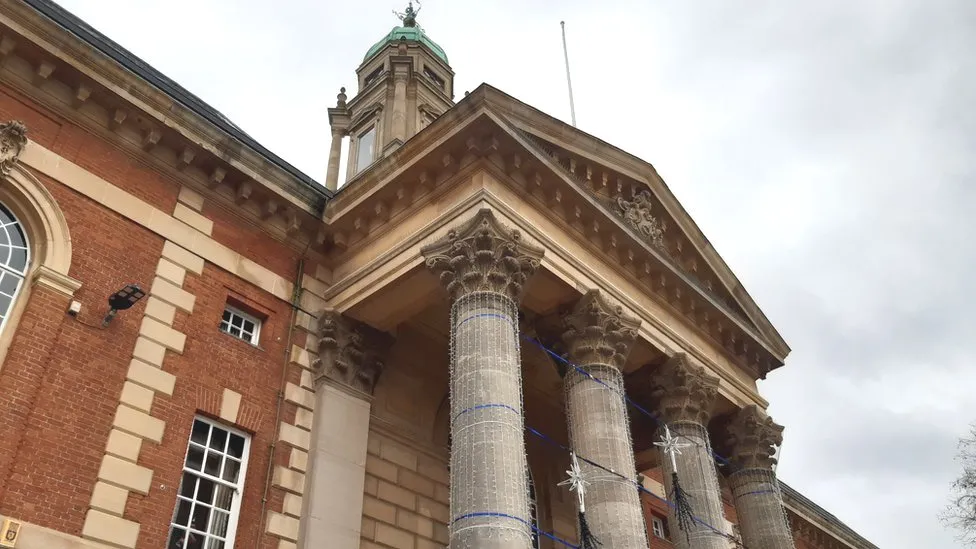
[52,0,974,546]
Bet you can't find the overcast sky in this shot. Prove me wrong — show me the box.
[52,0,974,546]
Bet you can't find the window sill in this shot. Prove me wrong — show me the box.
[218,329,264,351]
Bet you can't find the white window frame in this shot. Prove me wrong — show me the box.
[219,305,262,345]
[168,416,251,549]
[354,125,377,173]
[652,516,666,538]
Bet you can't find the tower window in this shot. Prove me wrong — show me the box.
[423,66,445,90]
[356,126,377,172]
[363,65,384,88]
[651,515,668,539]
[167,417,250,549]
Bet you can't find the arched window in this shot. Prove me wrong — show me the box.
[0,202,29,334]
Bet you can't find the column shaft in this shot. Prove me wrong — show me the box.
[565,365,648,548]
[729,469,795,549]
[449,291,531,548]
[391,75,408,143]
[325,130,343,191]
[661,422,728,549]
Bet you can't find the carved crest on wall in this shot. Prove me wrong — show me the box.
[614,190,666,252]
[0,121,27,177]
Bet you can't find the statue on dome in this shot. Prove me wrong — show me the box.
[393,0,421,28]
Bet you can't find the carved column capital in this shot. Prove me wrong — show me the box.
[421,208,544,302]
[0,120,28,176]
[314,309,394,396]
[724,405,784,470]
[561,290,640,370]
[649,353,719,425]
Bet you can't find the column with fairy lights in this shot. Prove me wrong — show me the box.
[422,209,544,548]
[724,406,796,549]
[650,354,728,549]
[560,290,649,548]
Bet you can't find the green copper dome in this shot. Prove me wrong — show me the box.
[363,25,448,65]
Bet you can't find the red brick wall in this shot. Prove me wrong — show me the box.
[0,84,311,549]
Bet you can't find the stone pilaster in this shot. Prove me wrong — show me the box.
[300,310,393,549]
[650,354,726,549]
[560,291,649,548]
[724,406,795,549]
[325,128,344,192]
[423,208,543,549]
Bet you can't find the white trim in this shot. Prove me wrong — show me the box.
[0,202,29,338]
[220,305,262,345]
[651,516,665,539]
[168,416,251,549]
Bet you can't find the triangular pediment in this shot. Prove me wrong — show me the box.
[323,84,789,377]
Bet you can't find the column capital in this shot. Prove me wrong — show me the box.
[650,353,719,425]
[562,290,640,370]
[422,208,544,302]
[724,405,784,470]
[314,309,394,396]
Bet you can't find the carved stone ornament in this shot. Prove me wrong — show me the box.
[422,208,545,302]
[614,190,666,252]
[0,121,28,177]
[561,290,640,371]
[314,309,394,395]
[724,405,784,471]
[649,353,719,425]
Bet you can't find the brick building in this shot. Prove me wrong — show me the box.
[0,1,878,548]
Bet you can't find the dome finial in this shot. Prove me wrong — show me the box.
[393,0,421,28]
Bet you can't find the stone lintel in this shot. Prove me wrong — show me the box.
[314,309,394,396]
[421,208,544,303]
[649,353,719,425]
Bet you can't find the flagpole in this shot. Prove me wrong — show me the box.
[560,21,577,127]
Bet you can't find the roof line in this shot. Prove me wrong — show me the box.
[22,0,331,200]
[780,480,880,548]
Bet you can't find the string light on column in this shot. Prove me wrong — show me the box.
[655,424,697,541]
[558,452,601,549]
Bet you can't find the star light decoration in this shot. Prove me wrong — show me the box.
[654,424,692,470]
[557,452,590,512]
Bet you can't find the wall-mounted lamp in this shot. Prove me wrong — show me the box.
[102,284,146,327]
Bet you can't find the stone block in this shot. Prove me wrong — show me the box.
[139,315,186,353]
[282,493,303,518]
[365,455,398,483]
[284,382,313,410]
[380,440,417,471]
[417,497,449,524]
[89,481,129,516]
[98,454,153,495]
[294,407,313,430]
[131,336,166,367]
[363,495,397,524]
[272,466,305,495]
[220,389,241,423]
[361,517,376,540]
[127,359,176,395]
[397,509,434,538]
[288,448,308,473]
[150,276,195,314]
[374,523,415,549]
[177,185,205,211]
[173,202,213,234]
[119,381,154,413]
[105,428,143,462]
[161,241,204,274]
[364,474,378,496]
[398,469,435,498]
[279,422,310,451]
[82,509,140,548]
[113,403,165,443]
[377,480,416,510]
[265,511,299,542]
[155,258,186,287]
[143,296,177,326]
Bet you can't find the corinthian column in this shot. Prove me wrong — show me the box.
[650,354,726,549]
[724,406,795,549]
[422,208,544,548]
[301,310,393,549]
[561,291,649,548]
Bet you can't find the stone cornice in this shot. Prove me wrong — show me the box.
[421,207,543,302]
[314,309,394,396]
[649,353,720,425]
[561,290,640,371]
[0,1,330,252]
